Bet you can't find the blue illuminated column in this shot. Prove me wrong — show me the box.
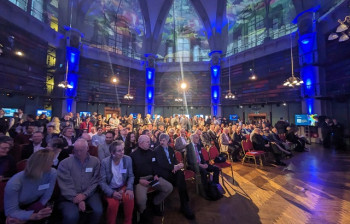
[62,27,83,114]
[294,7,324,115]
[209,51,222,117]
[145,54,156,115]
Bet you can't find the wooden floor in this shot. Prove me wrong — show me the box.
[161,144,350,224]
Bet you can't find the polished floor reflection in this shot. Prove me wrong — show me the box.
[162,144,350,224]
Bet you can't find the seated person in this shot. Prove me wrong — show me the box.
[220,128,240,162]
[251,128,286,166]
[175,129,189,152]
[60,127,76,154]
[0,137,16,181]
[46,138,70,169]
[186,134,220,198]
[4,150,56,223]
[286,127,307,152]
[100,141,134,224]
[267,127,292,155]
[130,135,173,222]
[21,131,47,160]
[154,133,195,219]
[98,131,114,160]
[57,139,102,224]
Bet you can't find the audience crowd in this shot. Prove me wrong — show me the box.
[0,108,346,223]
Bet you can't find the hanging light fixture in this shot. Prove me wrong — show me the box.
[328,16,350,42]
[124,57,134,100]
[225,56,235,99]
[124,35,134,100]
[283,34,303,88]
[58,62,73,89]
[249,68,257,80]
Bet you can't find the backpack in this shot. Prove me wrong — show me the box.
[214,153,227,163]
[206,181,223,201]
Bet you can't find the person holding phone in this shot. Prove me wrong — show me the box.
[100,140,134,224]
[130,135,173,222]
[154,133,195,219]
[4,149,57,223]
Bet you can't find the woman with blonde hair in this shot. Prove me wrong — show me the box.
[47,117,60,134]
[4,149,57,223]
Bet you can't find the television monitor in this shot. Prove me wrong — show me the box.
[79,112,91,117]
[308,114,318,126]
[2,108,18,117]
[37,110,52,118]
[295,114,309,126]
[229,114,239,121]
[152,115,160,119]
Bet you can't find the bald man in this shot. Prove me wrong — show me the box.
[130,135,173,221]
[57,139,102,224]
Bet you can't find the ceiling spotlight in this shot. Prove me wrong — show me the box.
[15,51,23,56]
[180,81,187,90]
[111,76,118,83]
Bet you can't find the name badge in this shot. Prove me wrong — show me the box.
[120,169,127,173]
[85,167,93,173]
[152,158,156,162]
[38,183,50,191]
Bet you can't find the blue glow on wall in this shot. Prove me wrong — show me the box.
[146,68,154,85]
[213,105,217,116]
[306,98,314,114]
[146,87,154,104]
[148,105,152,114]
[211,86,219,104]
[306,79,312,90]
[66,98,73,112]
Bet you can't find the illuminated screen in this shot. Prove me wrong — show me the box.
[308,114,318,126]
[2,108,18,117]
[80,112,91,117]
[37,110,52,118]
[295,114,308,126]
[229,114,239,121]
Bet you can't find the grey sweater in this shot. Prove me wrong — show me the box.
[4,168,57,220]
[57,154,100,201]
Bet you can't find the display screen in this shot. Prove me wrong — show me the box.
[229,114,239,121]
[2,108,18,117]
[79,112,91,117]
[308,114,318,126]
[295,114,309,126]
[37,110,52,118]
[295,114,318,126]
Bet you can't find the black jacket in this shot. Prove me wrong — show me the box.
[154,145,178,180]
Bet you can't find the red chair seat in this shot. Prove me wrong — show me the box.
[184,170,195,179]
[246,151,265,156]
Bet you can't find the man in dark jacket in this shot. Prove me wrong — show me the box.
[154,133,194,219]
